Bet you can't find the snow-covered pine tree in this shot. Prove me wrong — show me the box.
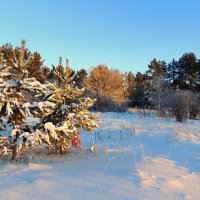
[0,41,99,160]
[0,40,51,160]
[39,57,99,153]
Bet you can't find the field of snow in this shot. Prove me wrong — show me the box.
[0,112,200,200]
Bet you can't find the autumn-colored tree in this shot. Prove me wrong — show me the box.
[84,65,126,111]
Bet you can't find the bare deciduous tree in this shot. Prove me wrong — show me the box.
[163,90,200,122]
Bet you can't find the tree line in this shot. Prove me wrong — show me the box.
[1,42,200,121]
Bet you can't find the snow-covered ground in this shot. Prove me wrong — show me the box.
[0,112,200,200]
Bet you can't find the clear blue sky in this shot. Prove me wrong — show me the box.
[0,0,200,73]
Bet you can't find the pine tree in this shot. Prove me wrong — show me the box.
[0,41,99,160]
[75,69,87,88]
[177,53,198,90]
[135,72,145,106]
[126,71,135,105]
[165,59,178,88]
[0,40,47,159]
[39,57,99,153]
[197,60,200,91]
[148,59,166,79]
[0,42,49,83]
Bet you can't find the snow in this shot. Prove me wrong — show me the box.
[70,103,77,108]
[0,112,200,200]
[173,123,200,144]
[6,102,13,116]
[137,156,200,199]
[11,128,20,138]
[22,78,46,93]
[44,122,59,141]
[2,146,8,156]
[0,72,12,77]
[22,101,56,117]
[23,101,55,112]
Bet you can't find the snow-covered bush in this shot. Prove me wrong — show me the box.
[0,40,99,160]
[159,90,194,122]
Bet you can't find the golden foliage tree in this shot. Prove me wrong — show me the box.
[84,65,127,111]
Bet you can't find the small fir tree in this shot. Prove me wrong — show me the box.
[0,41,99,160]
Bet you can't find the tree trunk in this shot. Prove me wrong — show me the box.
[12,145,17,161]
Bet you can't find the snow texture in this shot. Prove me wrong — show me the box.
[0,112,200,200]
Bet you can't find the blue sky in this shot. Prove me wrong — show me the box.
[0,0,200,73]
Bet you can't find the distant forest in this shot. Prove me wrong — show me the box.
[1,42,200,121]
